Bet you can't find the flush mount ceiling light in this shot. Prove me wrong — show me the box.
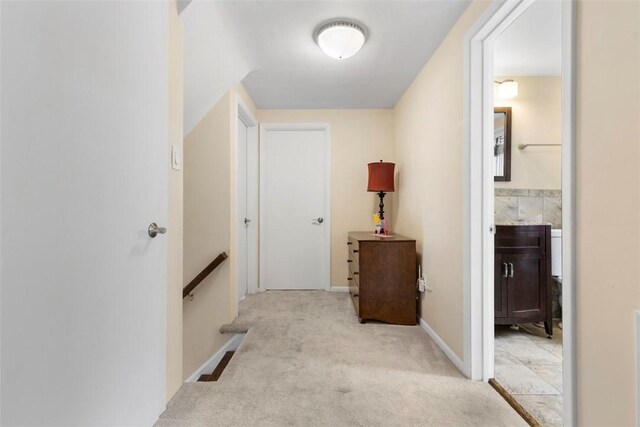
[495,79,519,99]
[315,19,367,60]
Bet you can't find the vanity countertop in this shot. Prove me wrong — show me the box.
[496,221,552,226]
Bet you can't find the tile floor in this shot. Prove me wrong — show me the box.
[494,323,563,426]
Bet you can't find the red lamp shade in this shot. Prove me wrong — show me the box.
[367,161,395,192]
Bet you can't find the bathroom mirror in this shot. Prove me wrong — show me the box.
[494,107,512,181]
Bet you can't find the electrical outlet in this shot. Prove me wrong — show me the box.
[417,265,431,292]
[418,278,432,292]
[418,277,426,292]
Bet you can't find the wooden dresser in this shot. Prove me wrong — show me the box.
[347,232,417,325]
[495,225,553,336]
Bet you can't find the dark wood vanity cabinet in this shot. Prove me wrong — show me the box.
[495,225,553,336]
[347,232,417,325]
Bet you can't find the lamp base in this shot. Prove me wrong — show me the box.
[378,191,386,220]
[374,192,391,235]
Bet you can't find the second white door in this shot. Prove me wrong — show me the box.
[260,124,331,290]
[236,105,259,303]
[237,119,249,302]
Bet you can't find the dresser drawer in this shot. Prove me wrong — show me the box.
[346,256,356,269]
[348,261,360,284]
[348,279,359,310]
[348,274,359,294]
[347,237,360,263]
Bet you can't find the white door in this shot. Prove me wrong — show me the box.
[1,2,168,425]
[237,119,249,303]
[246,119,259,294]
[260,124,331,290]
[236,102,259,301]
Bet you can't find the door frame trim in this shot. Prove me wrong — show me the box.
[463,0,576,425]
[234,96,259,312]
[259,123,332,291]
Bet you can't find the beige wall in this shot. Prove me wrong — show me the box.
[183,92,232,378]
[182,84,257,379]
[392,1,490,359]
[494,76,562,190]
[576,0,640,424]
[256,110,395,288]
[167,0,184,402]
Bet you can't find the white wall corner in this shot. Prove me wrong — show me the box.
[419,317,468,377]
[185,334,245,383]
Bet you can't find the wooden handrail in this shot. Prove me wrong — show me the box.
[183,252,228,299]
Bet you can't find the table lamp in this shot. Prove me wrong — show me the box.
[367,160,395,220]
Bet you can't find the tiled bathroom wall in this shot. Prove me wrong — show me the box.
[495,189,562,228]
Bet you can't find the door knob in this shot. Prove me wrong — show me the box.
[148,223,167,238]
[313,217,324,224]
[244,218,251,226]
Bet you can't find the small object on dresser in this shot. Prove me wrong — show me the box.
[372,213,391,236]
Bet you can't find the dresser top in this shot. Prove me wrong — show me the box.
[348,231,415,242]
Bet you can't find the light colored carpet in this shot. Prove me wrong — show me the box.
[158,291,526,426]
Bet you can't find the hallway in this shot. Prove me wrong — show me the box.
[159,291,525,426]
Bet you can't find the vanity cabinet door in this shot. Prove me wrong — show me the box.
[507,253,547,318]
[495,253,509,318]
[494,225,552,335]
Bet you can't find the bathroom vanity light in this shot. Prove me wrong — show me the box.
[495,79,519,99]
[315,19,366,60]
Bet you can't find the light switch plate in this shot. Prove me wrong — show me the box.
[171,145,181,170]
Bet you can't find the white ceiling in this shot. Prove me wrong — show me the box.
[182,1,470,133]
[494,0,562,77]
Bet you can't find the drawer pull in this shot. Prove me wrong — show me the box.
[353,271,359,275]
[353,249,359,253]
[509,262,514,278]
[503,262,508,278]
[347,242,352,245]
[347,277,353,281]
[347,259,353,263]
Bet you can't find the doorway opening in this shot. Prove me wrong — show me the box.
[464,0,576,426]
[492,2,564,424]
[235,97,259,308]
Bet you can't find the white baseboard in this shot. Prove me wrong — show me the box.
[185,333,245,383]
[418,317,468,377]
[636,310,640,424]
[330,286,349,293]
